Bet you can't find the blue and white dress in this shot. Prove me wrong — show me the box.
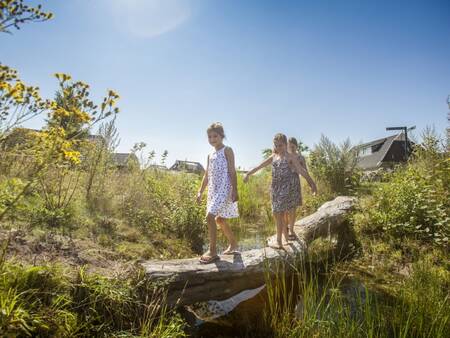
[206,146,239,218]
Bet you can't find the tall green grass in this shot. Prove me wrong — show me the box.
[0,240,187,337]
[261,256,449,338]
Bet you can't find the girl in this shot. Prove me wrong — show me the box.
[244,133,317,249]
[197,123,239,264]
[286,137,309,240]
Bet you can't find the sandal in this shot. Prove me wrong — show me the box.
[288,234,297,240]
[223,249,240,255]
[199,255,220,264]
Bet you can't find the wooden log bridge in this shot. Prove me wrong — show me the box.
[141,196,356,306]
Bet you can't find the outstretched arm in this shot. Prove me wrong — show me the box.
[299,155,309,173]
[244,155,273,182]
[224,147,239,202]
[291,154,317,194]
[197,155,209,203]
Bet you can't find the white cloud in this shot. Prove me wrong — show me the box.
[110,0,191,38]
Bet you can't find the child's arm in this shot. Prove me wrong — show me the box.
[197,155,209,203]
[244,155,273,183]
[291,154,317,194]
[224,147,238,202]
[299,154,309,173]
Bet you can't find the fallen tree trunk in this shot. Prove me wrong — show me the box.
[141,196,356,306]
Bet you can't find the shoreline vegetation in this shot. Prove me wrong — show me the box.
[1,2,449,336]
[1,126,448,337]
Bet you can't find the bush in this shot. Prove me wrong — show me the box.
[30,204,76,230]
[359,132,449,246]
[309,135,361,195]
[0,258,187,337]
[237,170,271,221]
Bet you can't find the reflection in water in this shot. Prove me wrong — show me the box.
[189,273,378,337]
[186,285,266,321]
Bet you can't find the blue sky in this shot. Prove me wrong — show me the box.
[2,0,449,169]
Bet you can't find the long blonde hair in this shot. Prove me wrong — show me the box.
[273,133,287,154]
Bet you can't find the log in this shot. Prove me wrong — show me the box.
[141,196,356,305]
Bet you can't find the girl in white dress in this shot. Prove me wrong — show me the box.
[197,123,239,264]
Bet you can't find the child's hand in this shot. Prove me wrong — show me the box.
[196,192,203,204]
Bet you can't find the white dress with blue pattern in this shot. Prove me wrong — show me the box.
[206,147,239,218]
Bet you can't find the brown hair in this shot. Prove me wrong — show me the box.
[273,133,287,154]
[207,122,225,138]
[288,137,298,147]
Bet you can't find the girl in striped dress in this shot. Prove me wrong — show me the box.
[244,133,317,249]
[197,123,239,264]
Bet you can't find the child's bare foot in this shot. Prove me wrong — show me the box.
[269,244,284,250]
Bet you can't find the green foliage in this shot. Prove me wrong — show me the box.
[0,259,187,337]
[167,174,205,253]
[262,258,449,338]
[0,178,27,217]
[237,170,271,221]
[309,135,361,194]
[360,137,449,246]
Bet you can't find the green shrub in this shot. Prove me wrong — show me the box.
[0,178,28,223]
[237,170,271,221]
[30,204,76,230]
[364,155,449,246]
[0,259,187,337]
[309,135,361,195]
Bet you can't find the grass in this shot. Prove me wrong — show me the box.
[259,250,449,338]
[0,256,187,337]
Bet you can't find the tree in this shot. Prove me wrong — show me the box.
[0,74,120,222]
[296,139,309,153]
[161,150,168,166]
[309,135,360,194]
[262,148,272,159]
[0,0,52,33]
[51,87,89,140]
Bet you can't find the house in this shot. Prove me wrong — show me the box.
[111,153,139,169]
[147,164,168,171]
[355,133,414,171]
[170,160,205,175]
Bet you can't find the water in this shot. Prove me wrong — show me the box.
[203,221,274,253]
[188,221,378,337]
[185,274,377,338]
